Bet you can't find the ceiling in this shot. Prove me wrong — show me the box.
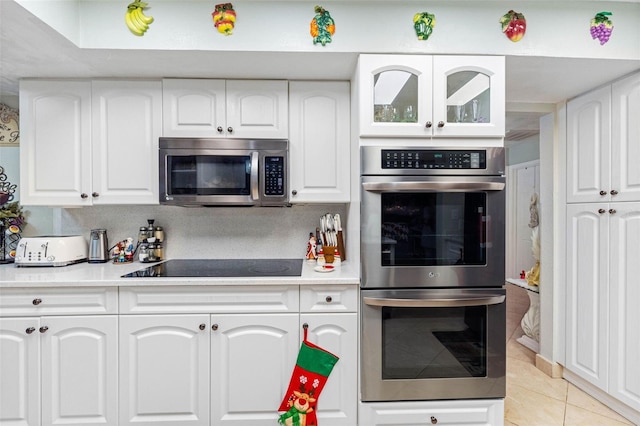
[1,0,639,142]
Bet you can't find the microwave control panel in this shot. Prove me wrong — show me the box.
[264,156,285,196]
[381,150,486,170]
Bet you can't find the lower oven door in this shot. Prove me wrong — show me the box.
[361,288,506,402]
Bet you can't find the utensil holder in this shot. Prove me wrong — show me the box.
[323,246,337,263]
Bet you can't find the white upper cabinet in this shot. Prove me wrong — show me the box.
[163,79,289,139]
[289,81,350,203]
[359,55,505,138]
[91,80,161,205]
[20,80,92,206]
[20,79,161,206]
[567,72,640,203]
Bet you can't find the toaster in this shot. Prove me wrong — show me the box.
[15,235,88,267]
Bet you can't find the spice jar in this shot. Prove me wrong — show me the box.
[154,226,164,243]
[153,243,164,261]
[138,243,150,262]
[138,227,148,243]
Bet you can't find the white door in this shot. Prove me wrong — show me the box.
[119,315,210,426]
[565,204,609,390]
[300,314,358,426]
[289,81,350,203]
[566,86,612,203]
[608,202,640,411]
[19,80,92,206]
[210,313,298,426]
[0,317,40,426]
[611,73,640,202]
[40,316,118,426]
[358,55,433,137]
[225,80,288,139]
[432,56,505,137]
[91,80,161,205]
[162,79,227,137]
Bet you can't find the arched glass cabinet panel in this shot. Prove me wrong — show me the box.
[446,71,490,124]
[373,70,418,123]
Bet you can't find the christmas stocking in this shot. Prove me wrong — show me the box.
[278,327,339,426]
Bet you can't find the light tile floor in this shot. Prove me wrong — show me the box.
[504,284,635,426]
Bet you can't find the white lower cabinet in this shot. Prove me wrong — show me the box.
[0,315,118,426]
[210,313,299,426]
[358,399,505,426]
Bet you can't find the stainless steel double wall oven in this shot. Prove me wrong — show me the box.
[360,146,507,402]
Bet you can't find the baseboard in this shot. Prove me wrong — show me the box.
[535,353,563,378]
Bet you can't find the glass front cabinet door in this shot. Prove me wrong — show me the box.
[359,55,505,138]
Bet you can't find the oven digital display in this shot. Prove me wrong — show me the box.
[381,150,486,169]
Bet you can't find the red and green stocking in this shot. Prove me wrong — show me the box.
[278,327,339,426]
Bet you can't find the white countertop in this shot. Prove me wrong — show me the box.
[0,259,360,288]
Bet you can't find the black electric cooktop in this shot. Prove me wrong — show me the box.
[121,258,303,278]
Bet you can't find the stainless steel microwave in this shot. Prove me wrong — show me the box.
[159,138,289,207]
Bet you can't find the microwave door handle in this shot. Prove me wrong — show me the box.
[250,152,259,200]
[363,295,505,308]
[362,181,505,192]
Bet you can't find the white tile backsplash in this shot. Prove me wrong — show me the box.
[59,204,347,260]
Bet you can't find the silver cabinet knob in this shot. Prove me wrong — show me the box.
[80,193,89,199]
[437,121,445,128]
[26,327,36,334]
[600,190,607,196]
[610,190,619,195]
[227,127,233,133]
[609,209,617,214]
[598,208,606,214]
[92,192,99,198]
[431,416,438,424]
[291,190,297,196]
[32,298,42,305]
[39,326,48,333]
[217,126,223,133]
[199,324,206,331]
[425,121,432,128]
[211,324,219,331]
[325,296,333,303]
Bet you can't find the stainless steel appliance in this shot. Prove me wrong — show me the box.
[88,229,109,263]
[15,236,88,267]
[359,146,506,402]
[121,258,303,278]
[159,138,289,207]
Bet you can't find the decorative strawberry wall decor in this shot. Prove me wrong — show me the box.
[310,5,335,46]
[590,12,613,45]
[499,10,526,42]
[212,3,236,35]
[413,12,436,40]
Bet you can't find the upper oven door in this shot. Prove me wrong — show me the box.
[361,175,505,288]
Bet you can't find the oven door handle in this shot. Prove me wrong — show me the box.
[362,181,505,192]
[250,151,259,200]
[363,295,506,308]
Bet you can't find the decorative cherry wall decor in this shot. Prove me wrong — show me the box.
[499,10,526,42]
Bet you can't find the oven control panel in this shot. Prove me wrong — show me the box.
[381,150,486,169]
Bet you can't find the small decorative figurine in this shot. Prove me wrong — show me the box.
[590,11,613,45]
[306,233,317,261]
[212,3,236,35]
[499,10,526,42]
[413,12,435,40]
[310,5,335,46]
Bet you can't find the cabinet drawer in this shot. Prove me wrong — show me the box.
[0,287,118,316]
[120,285,299,314]
[300,285,358,313]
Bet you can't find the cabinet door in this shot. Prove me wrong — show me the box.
[119,315,210,426]
[0,317,40,426]
[359,55,433,137]
[40,316,118,426]
[225,80,288,139]
[92,80,161,205]
[300,314,357,426]
[210,313,298,426]
[611,73,640,202]
[19,80,92,206]
[565,204,609,390]
[608,203,640,411]
[432,56,505,137]
[162,79,227,137]
[289,81,350,203]
[566,86,612,203]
